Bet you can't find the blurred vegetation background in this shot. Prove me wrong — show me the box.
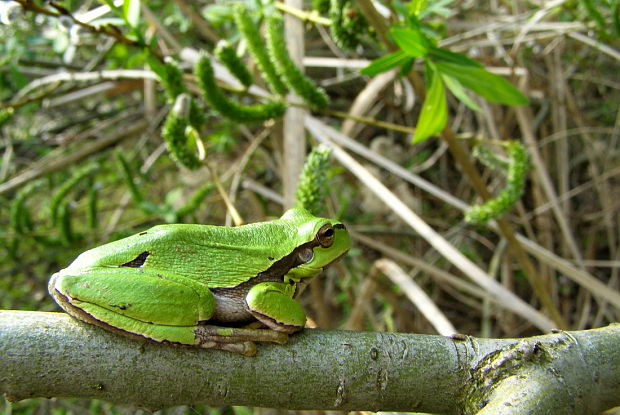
[1,0,619,413]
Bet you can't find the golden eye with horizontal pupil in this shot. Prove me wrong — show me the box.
[316,224,335,248]
[297,247,314,263]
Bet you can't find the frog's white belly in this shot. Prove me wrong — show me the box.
[210,287,253,323]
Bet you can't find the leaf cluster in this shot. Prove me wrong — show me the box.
[362,24,528,143]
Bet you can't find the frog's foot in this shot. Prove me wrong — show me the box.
[196,340,257,357]
[243,321,268,330]
[194,325,289,356]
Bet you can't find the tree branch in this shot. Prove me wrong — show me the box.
[1,311,619,414]
[14,0,164,61]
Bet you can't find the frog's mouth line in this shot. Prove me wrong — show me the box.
[325,249,349,267]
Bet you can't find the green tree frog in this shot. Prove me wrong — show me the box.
[49,208,349,356]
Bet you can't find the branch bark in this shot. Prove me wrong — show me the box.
[1,311,619,414]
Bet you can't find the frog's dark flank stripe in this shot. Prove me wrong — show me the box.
[259,223,346,280]
[121,251,151,268]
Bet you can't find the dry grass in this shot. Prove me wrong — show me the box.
[1,0,619,412]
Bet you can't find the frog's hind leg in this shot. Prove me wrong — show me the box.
[62,297,198,345]
[50,268,216,325]
[50,270,285,356]
[49,269,215,345]
[63,298,260,356]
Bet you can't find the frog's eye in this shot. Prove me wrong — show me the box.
[316,224,335,248]
[297,247,314,263]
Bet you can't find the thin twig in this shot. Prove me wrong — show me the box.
[274,1,331,25]
[308,116,620,312]
[376,258,457,336]
[12,70,158,104]
[14,0,163,60]
[171,0,219,43]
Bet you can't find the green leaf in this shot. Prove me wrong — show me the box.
[390,27,430,57]
[201,4,233,27]
[99,0,116,10]
[360,50,409,76]
[580,0,607,33]
[145,54,167,80]
[428,47,482,67]
[413,65,447,143]
[434,61,529,106]
[420,0,454,18]
[441,73,482,112]
[123,0,140,28]
[400,57,415,75]
[613,1,620,37]
[410,0,428,16]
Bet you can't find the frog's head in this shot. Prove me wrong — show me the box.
[280,208,351,282]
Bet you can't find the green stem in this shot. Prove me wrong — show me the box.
[274,1,332,25]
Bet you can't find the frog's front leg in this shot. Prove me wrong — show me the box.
[245,281,307,333]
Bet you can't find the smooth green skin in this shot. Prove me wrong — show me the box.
[49,208,350,355]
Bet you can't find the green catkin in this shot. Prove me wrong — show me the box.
[162,94,204,170]
[58,200,74,245]
[312,0,331,15]
[161,59,187,102]
[465,141,529,224]
[147,56,187,102]
[0,107,14,128]
[188,98,207,131]
[473,144,510,172]
[175,182,215,220]
[87,182,98,230]
[9,181,42,234]
[115,152,146,203]
[195,55,286,122]
[295,145,332,215]
[10,191,27,234]
[19,205,33,233]
[215,40,254,88]
[614,1,620,37]
[49,165,98,225]
[266,14,330,110]
[329,0,369,50]
[233,4,289,95]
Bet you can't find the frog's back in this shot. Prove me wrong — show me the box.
[64,221,299,288]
